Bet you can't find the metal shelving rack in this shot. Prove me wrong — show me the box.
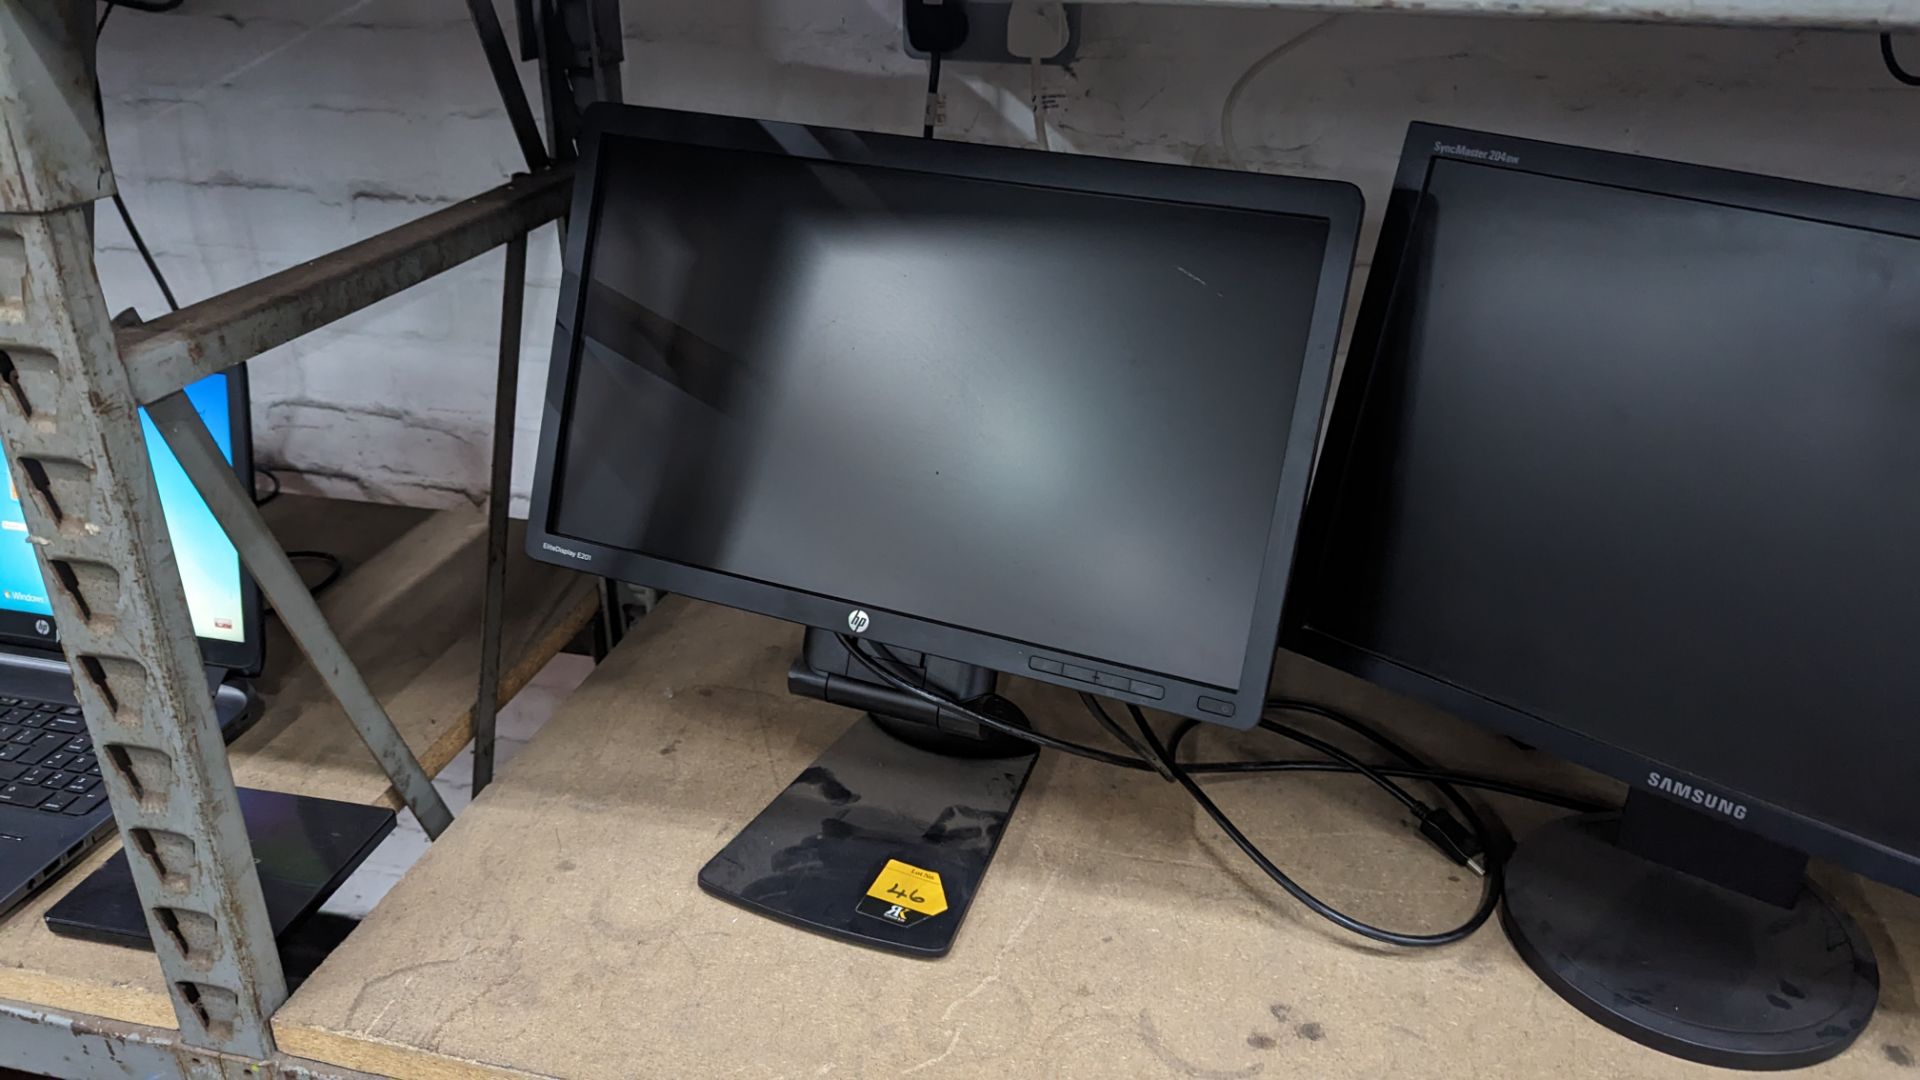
[1,0,1914,1075]
[0,1,620,1073]
[1079,0,1916,27]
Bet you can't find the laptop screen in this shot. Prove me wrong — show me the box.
[0,372,247,648]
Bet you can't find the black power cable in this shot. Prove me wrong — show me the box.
[836,633,1605,947]
[923,55,943,139]
[254,467,282,506]
[1127,701,1502,948]
[1885,34,1920,87]
[1088,693,1442,826]
[904,0,967,139]
[840,635,1150,769]
[1167,720,1609,815]
[1167,719,1609,814]
[1262,700,1612,815]
[96,3,180,315]
[1077,690,1171,780]
[109,193,179,312]
[94,22,346,602]
[287,551,344,596]
[1260,718,1434,819]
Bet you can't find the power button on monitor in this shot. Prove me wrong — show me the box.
[1197,696,1236,718]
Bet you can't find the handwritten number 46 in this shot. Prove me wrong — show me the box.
[886,883,926,903]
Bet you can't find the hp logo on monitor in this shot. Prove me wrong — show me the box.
[847,609,871,634]
[32,619,49,636]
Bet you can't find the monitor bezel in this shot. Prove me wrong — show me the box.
[526,104,1363,729]
[1284,121,1920,893]
[0,366,264,675]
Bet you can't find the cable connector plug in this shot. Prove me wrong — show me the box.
[1417,806,1487,877]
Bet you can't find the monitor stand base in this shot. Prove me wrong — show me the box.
[1501,809,1878,1071]
[698,711,1037,958]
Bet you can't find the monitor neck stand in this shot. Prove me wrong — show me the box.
[696,628,1039,958]
[1500,790,1878,1070]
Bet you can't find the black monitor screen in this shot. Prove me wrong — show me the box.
[1301,155,1920,854]
[549,136,1334,690]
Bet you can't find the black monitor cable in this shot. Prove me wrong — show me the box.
[95,4,177,316]
[1886,34,1920,87]
[840,631,1598,816]
[94,26,342,600]
[102,0,183,14]
[841,634,1153,770]
[905,1,967,139]
[1169,719,1609,815]
[108,189,180,312]
[923,55,944,139]
[254,467,282,506]
[1122,697,1501,948]
[1258,698,1610,816]
[287,551,345,596]
[837,633,1605,948]
[1080,688,1175,781]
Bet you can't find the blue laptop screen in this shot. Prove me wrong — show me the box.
[0,374,244,643]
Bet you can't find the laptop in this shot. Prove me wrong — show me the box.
[46,787,395,950]
[0,367,263,916]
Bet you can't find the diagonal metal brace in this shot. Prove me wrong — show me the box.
[146,393,454,838]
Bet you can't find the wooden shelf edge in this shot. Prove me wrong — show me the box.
[275,1022,544,1080]
[0,970,178,1033]
[396,583,600,803]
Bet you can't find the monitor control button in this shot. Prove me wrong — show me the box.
[1197,696,1236,718]
[1062,664,1097,682]
[1130,680,1165,700]
[1028,657,1064,675]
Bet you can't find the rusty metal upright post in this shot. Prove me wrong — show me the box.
[0,0,286,1061]
[471,232,528,795]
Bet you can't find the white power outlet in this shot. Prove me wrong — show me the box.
[1006,2,1070,62]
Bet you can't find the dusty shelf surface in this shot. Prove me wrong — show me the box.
[274,596,1919,1079]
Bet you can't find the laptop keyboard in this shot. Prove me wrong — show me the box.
[0,695,108,817]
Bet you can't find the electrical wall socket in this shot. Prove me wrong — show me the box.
[902,2,1081,67]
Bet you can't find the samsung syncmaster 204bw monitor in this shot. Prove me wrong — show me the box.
[1286,123,1920,1069]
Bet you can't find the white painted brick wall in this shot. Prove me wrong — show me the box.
[92,1,1920,510]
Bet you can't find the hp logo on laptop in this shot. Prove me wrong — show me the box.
[32,619,49,636]
[847,609,871,634]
